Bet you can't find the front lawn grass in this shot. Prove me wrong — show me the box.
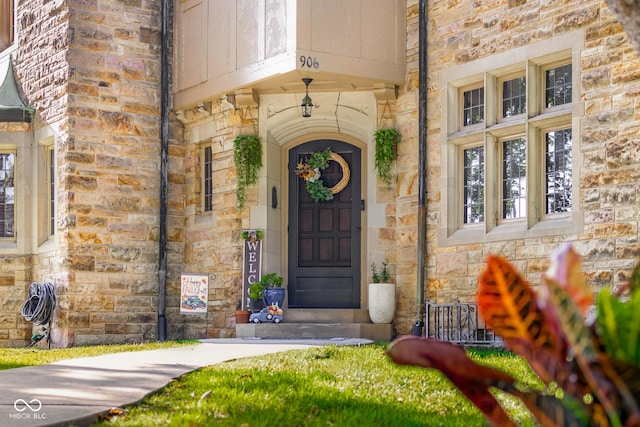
[96,344,540,427]
[0,341,195,370]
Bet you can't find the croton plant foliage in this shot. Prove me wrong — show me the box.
[388,244,640,427]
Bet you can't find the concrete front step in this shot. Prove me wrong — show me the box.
[236,322,393,342]
[284,308,371,323]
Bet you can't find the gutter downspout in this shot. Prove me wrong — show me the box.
[157,0,169,341]
[417,0,428,311]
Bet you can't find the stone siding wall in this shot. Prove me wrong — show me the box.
[5,0,636,345]
[179,103,256,338]
[15,0,69,126]
[54,0,173,346]
[390,3,422,334]
[0,0,70,347]
[0,255,32,346]
[415,0,640,315]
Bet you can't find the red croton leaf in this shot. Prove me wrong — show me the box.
[477,255,567,383]
[388,336,517,427]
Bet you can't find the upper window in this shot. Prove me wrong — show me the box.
[0,0,14,52]
[440,34,583,245]
[545,63,572,109]
[0,151,15,238]
[462,85,484,126]
[202,144,213,212]
[501,76,526,119]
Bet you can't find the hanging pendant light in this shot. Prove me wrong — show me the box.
[301,78,313,118]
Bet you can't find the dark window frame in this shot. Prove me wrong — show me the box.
[203,145,213,212]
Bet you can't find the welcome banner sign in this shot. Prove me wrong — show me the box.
[241,230,262,310]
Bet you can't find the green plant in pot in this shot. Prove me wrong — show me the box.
[247,281,266,313]
[374,129,401,187]
[233,134,262,209]
[371,259,390,283]
[369,259,395,324]
[259,272,285,307]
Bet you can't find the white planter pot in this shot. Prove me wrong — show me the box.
[368,282,396,324]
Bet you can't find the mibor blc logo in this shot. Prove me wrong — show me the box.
[9,398,46,421]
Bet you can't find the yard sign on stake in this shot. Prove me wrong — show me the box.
[180,273,209,315]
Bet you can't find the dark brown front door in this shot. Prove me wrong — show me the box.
[288,139,361,308]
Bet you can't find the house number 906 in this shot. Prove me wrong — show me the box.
[300,55,319,69]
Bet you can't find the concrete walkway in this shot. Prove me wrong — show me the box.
[0,338,372,427]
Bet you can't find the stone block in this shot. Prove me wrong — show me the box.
[139,26,160,45]
[69,295,115,312]
[63,255,95,272]
[584,209,615,224]
[0,275,15,286]
[594,223,636,238]
[600,186,636,206]
[554,7,599,33]
[435,252,467,277]
[573,240,616,262]
[606,138,640,169]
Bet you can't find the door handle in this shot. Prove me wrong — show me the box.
[355,226,361,231]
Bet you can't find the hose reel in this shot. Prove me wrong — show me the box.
[20,282,56,348]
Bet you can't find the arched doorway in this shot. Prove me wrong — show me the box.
[287,139,362,308]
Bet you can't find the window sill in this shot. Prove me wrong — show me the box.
[0,44,17,61]
[194,212,214,225]
[0,240,18,251]
[439,213,582,247]
[37,236,57,253]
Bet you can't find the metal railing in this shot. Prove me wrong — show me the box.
[424,301,503,347]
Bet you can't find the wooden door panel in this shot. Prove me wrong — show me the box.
[292,276,355,308]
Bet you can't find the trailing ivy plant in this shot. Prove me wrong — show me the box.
[374,129,401,186]
[233,135,262,208]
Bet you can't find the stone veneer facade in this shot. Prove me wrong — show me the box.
[176,0,640,339]
[0,0,186,346]
[0,0,639,346]
[0,0,70,346]
[422,0,640,305]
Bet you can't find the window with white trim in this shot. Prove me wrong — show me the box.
[440,35,583,245]
[462,145,484,224]
[545,128,572,215]
[501,136,527,220]
[544,63,572,109]
[47,145,55,236]
[500,75,526,119]
[0,150,15,238]
[462,85,484,127]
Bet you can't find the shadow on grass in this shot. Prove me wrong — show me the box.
[0,362,28,370]
[105,358,495,427]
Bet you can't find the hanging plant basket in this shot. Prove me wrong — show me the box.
[233,135,262,208]
[374,128,401,187]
